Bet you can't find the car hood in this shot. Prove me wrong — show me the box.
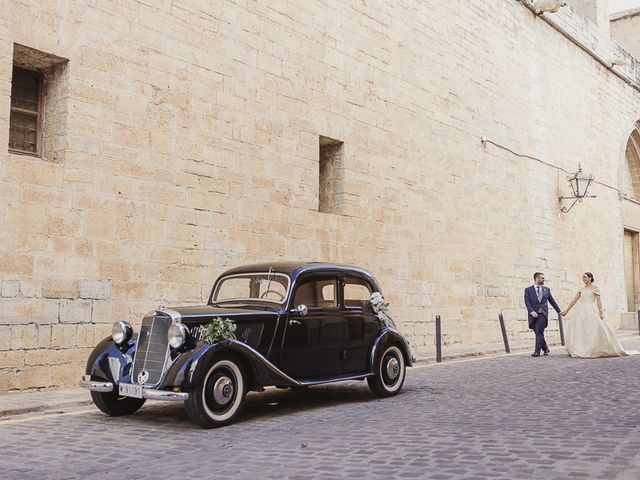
[168,304,281,327]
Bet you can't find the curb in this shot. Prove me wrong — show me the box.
[413,342,561,365]
[412,332,640,365]
[0,399,93,419]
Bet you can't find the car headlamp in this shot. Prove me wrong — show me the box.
[111,321,133,345]
[168,323,190,349]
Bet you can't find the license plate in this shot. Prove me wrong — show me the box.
[119,383,143,399]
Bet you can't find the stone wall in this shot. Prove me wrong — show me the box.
[611,9,640,60]
[1,0,640,390]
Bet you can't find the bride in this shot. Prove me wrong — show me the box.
[561,272,632,358]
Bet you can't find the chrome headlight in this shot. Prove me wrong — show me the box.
[168,323,190,349]
[111,321,132,345]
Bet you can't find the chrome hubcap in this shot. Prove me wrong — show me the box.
[386,357,400,380]
[213,376,234,405]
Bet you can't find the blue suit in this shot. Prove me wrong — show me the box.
[524,285,561,353]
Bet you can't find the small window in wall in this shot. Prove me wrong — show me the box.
[9,44,68,161]
[318,135,344,214]
[9,67,42,155]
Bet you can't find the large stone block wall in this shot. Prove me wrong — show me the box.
[612,10,640,60]
[1,0,640,390]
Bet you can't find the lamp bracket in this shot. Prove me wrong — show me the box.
[558,195,597,214]
[558,195,597,201]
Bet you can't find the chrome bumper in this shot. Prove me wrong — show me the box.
[143,389,189,401]
[79,376,113,392]
[79,375,189,401]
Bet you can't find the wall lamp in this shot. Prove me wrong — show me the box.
[559,164,596,213]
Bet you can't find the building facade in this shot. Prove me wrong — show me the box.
[2,0,640,390]
[612,7,640,59]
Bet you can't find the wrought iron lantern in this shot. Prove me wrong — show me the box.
[559,164,595,213]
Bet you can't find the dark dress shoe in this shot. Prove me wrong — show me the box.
[531,352,540,357]
[543,350,550,356]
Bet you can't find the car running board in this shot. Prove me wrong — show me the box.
[297,372,375,387]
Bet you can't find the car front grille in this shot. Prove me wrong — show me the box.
[132,313,172,386]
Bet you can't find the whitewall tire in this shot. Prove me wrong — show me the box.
[185,355,247,428]
[367,345,406,397]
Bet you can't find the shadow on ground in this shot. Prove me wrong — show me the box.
[105,380,381,429]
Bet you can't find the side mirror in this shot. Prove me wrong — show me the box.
[290,304,308,317]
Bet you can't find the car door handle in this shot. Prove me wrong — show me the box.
[289,319,301,325]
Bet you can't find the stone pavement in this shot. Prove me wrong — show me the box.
[0,330,637,418]
[0,337,639,479]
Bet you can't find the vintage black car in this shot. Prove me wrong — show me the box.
[80,262,413,428]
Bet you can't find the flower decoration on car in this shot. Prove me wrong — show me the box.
[370,292,397,328]
[370,292,389,314]
[193,317,237,344]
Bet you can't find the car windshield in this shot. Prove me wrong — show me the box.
[213,272,290,304]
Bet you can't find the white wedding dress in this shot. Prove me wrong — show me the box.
[565,287,632,358]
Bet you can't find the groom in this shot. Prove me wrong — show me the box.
[524,272,562,357]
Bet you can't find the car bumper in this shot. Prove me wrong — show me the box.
[79,375,189,401]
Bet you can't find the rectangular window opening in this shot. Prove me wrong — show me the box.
[9,44,69,161]
[9,67,42,155]
[318,135,344,214]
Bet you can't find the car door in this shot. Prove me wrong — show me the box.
[279,275,343,379]
[341,276,380,374]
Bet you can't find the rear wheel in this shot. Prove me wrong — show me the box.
[185,355,247,428]
[90,379,146,416]
[367,345,406,397]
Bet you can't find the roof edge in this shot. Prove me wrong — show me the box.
[611,7,640,21]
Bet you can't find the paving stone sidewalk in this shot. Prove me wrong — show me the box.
[413,329,639,363]
[1,330,638,418]
[0,387,91,418]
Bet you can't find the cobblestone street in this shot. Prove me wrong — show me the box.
[1,338,640,480]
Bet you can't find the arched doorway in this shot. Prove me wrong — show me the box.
[620,121,640,319]
[621,121,640,199]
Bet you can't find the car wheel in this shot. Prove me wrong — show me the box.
[185,355,247,428]
[367,345,406,397]
[90,379,146,417]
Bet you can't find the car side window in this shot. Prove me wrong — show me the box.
[343,277,373,309]
[293,277,337,308]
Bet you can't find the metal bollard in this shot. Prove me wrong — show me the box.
[435,315,442,363]
[558,312,566,346]
[498,313,510,354]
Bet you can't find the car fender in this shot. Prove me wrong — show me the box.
[84,336,137,384]
[369,327,413,369]
[162,339,300,391]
